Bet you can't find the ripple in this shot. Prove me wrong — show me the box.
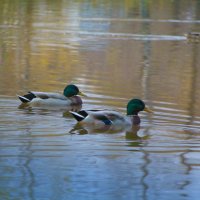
[78,17,200,24]
[32,28,186,43]
[64,30,186,41]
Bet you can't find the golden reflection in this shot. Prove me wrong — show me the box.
[1,1,200,199]
[0,0,200,118]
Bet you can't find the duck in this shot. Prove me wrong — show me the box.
[17,84,87,107]
[70,98,153,126]
[185,32,200,41]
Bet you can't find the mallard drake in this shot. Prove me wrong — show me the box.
[70,99,152,126]
[17,84,86,107]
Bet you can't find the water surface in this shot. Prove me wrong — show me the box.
[0,1,200,200]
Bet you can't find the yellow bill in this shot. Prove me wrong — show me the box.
[78,91,87,97]
[144,107,153,113]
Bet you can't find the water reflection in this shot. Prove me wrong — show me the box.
[20,130,36,200]
[1,0,200,199]
[125,126,150,141]
[1,102,200,199]
[18,103,82,113]
[69,122,143,136]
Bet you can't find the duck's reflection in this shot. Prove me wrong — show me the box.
[69,122,150,140]
[125,125,141,140]
[18,104,82,115]
[126,125,151,142]
[69,123,122,135]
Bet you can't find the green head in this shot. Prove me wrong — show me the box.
[127,99,152,115]
[63,85,80,97]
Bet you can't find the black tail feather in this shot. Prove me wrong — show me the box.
[78,110,88,117]
[17,92,36,103]
[70,111,87,122]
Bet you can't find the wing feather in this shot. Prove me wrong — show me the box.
[31,92,67,100]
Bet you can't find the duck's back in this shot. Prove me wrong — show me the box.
[32,92,67,100]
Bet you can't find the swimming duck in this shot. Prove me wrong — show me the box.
[185,32,200,41]
[17,84,86,107]
[70,99,152,126]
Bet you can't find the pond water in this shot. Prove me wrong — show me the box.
[0,1,200,199]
